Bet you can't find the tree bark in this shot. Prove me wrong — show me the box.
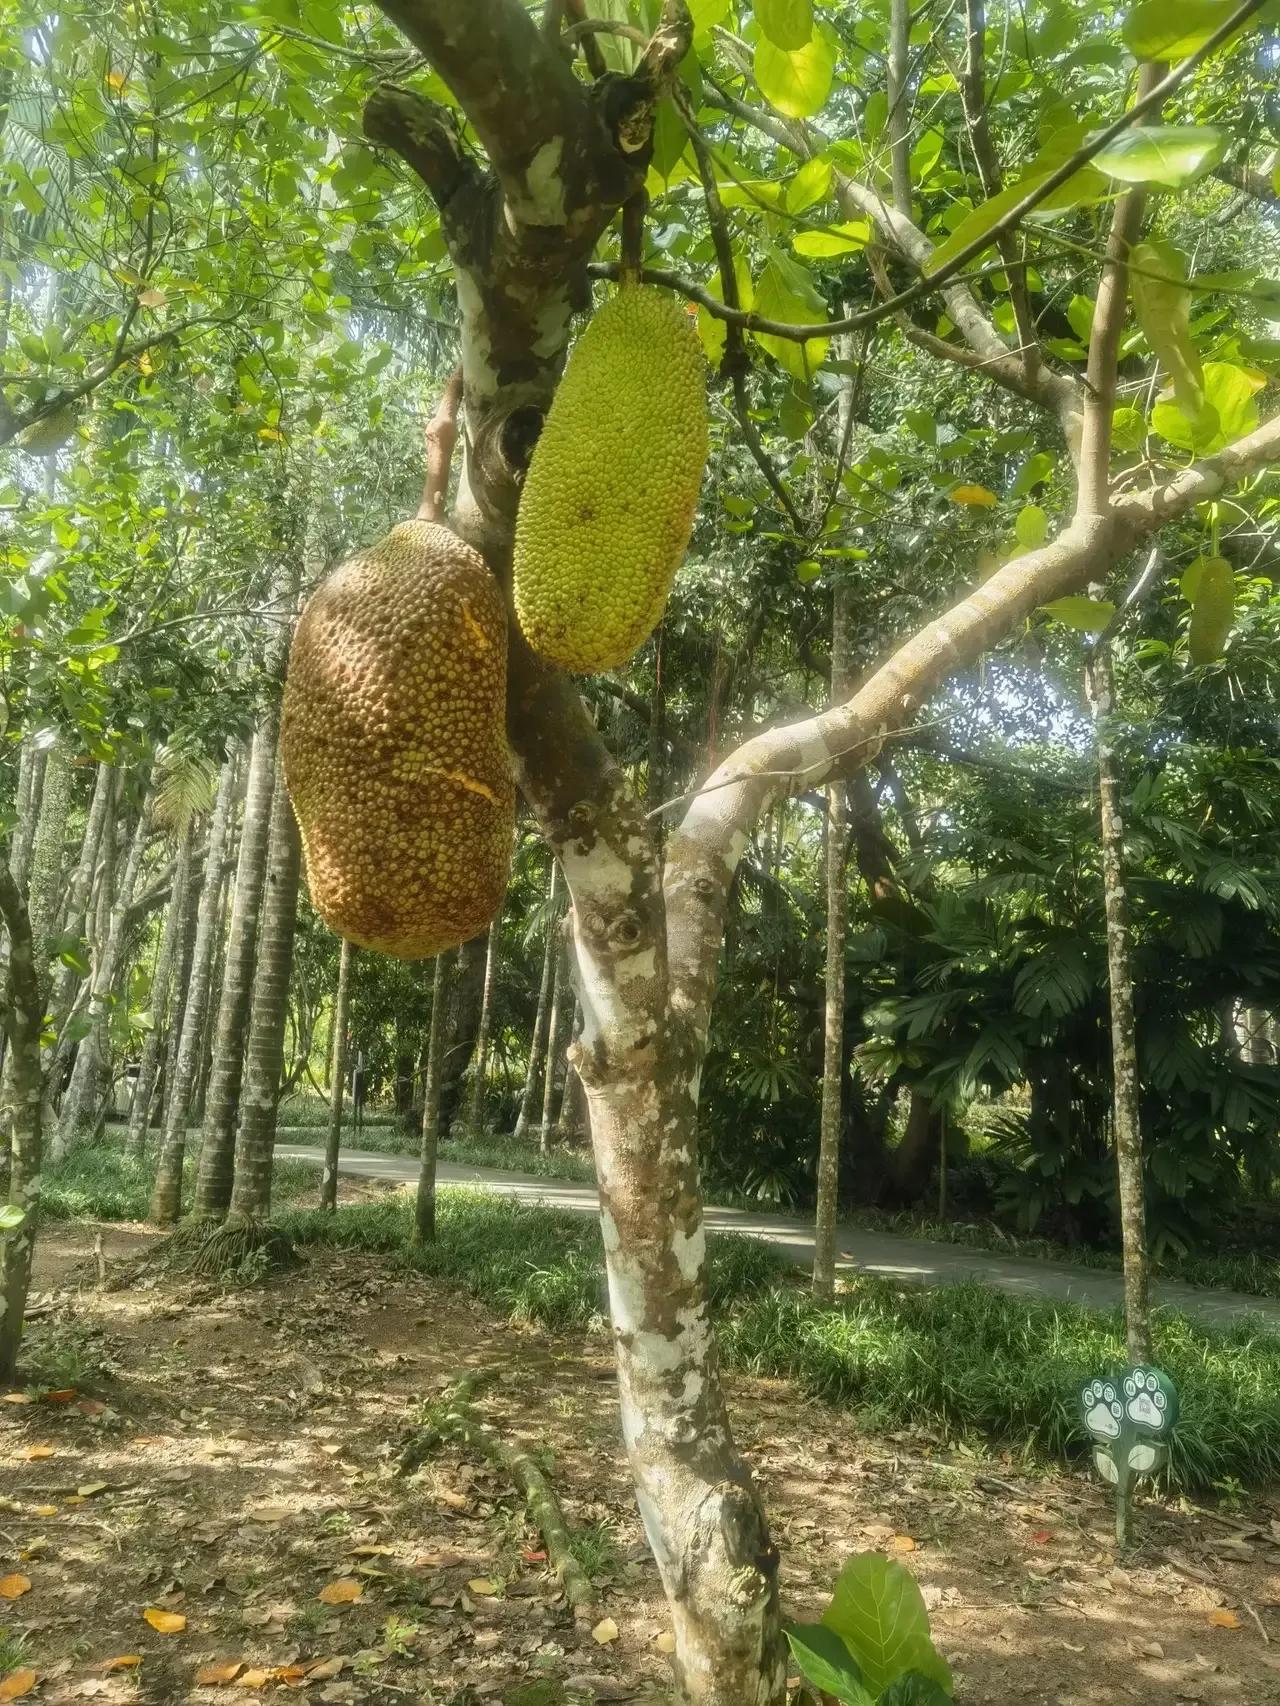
[149,752,240,1225]
[9,740,44,890]
[462,920,500,1135]
[321,937,355,1210]
[45,761,114,1095]
[25,746,70,992]
[1087,643,1151,1364]
[194,705,283,1219]
[0,868,44,1382]
[127,820,194,1156]
[813,581,853,1300]
[229,755,302,1221]
[439,928,490,1135]
[514,860,559,1142]
[415,951,453,1244]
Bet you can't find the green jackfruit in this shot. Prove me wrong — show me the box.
[1187,554,1235,666]
[281,519,514,959]
[19,406,78,456]
[513,285,709,673]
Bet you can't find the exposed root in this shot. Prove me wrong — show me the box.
[399,1372,594,1612]
[121,1217,299,1287]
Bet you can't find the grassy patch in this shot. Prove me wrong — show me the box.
[279,1189,1280,1494]
[42,1144,319,1223]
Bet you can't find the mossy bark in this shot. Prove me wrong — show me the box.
[321,937,355,1211]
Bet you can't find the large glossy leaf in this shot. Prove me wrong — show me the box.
[1152,361,1264,452]
[793,222,870,258]
[754,22,837,118]
[1039,596,1115,631]
[1122,0,1251,58]
[823,1555,952,1698]
[784,1624,876,1704]
[752,248,830,380]
[1093,126,1226,188]
[756,0,814,51]
[1130,239,1203,415]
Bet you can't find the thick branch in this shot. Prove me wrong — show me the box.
[362,85,477,212]
[663,406,1280,1037]
[887,0,913,216]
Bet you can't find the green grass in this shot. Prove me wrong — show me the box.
[274,1188,1280,1494]
[41,1143,320,1223]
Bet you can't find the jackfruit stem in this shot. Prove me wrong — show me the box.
[619,189,647,288]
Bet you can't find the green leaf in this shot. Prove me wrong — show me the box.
[1122,0,1251,59]
[1011,451,1056,497]
[793,222,869,257]
[924,132,1108,275]
[1130,239,1203,415]
[795,558,823,582]
[1015,504,1050,549]
[787,155,833,212]
[756,0,814,51]
[785,1624,875,1704]
[754,23,837,119]
[1111,405,1147,451]
[878,1675,954,1706]
[0,1204,27,1233]
[1066,294,1095,343]
[1152,361,1263,452]
[823,1555,952,1698]
[1093,126,1226,188]
[1040,596,1116,631]
[752,248,830,381]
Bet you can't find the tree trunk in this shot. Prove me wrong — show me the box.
[813,582,853,1300]
[439,928,490,1135]
[57,776,155,1151]
[513,860,558,1142]
[149,753,240,1225]
[1087,644,1151,1364]
[9,740,45,890]
[415,952,454,1244]
[0,868,44,1383]
[25,746,71,990]
[556,1057,587,1143]
[321,938,355,1211]
[45,761,114,1094]
[193,706,283,1219]
[229,757,302,1221]
[462,920,499,1135]
[539,937,569,1152]
[128,820,194,1156]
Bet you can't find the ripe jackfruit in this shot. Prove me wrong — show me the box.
[281,520,514,959]
[513,285,708,674]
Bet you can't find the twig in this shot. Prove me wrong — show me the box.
[1243,1600,1271,1643]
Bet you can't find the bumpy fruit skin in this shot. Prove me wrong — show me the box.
[513,285,709,673]
[282,519,514,959]
[1188,555,1235,666]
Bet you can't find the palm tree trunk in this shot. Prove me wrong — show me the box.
[228,755,302,1221]
[0,869,44,1382]
[813,582,853,1300]
[9,740,45,889]
[149,753,240,1224]
[128,820,194,1156]
[462,921,499,1135]
[513,861,559,1142]
[320,938,355,1211]
[415,952,453,1244]
[46,761,113,1058]
[539,940,569,1153]
[1087,643,1151,1364]
[193,710,283,1219]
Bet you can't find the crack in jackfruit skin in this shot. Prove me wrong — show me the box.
[513,284,709,674]
[281,519,515,959]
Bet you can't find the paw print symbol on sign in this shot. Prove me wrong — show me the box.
[1124,1369,1166,1432]
[1082,1379,1123,1440]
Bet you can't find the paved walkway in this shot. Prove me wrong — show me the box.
[275,1143,1280,1334]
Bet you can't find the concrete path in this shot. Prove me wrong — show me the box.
[275,1143,1280,1334]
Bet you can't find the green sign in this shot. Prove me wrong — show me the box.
[1079,1366,1178,1546]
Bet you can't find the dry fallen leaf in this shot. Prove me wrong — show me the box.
[0,1576,31,1601]
[24,1446,54,1462]
[317,1579,362,1607]
[194,1662,243,1685]
[98,1657,141,1672]
[2,1394,32,1406]
[0,1671,36,1701]
[274,1666,308,1687]
[655,1632,677,1654]
[76,1484,108,1499]
[32,1507,57,1520]
[41,1389,76,1403]
[1209,1609,1243,1630]
[466,1578,496,1597]
[305,1660,344,1681]
[889,1535,917,1554]
[238,1669,273,1689]
[347,1545,394,1558]
[142,1607,187,1634]
[592,1617,619,1645]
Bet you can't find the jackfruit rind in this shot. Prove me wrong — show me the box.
[282,519,514,959]
[513,285,709,673]
[1188,554,1234,666]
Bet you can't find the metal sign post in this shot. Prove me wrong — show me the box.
[1079,1366,1179,1549]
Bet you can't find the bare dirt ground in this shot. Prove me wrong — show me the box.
[4,1195,1280,1705]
